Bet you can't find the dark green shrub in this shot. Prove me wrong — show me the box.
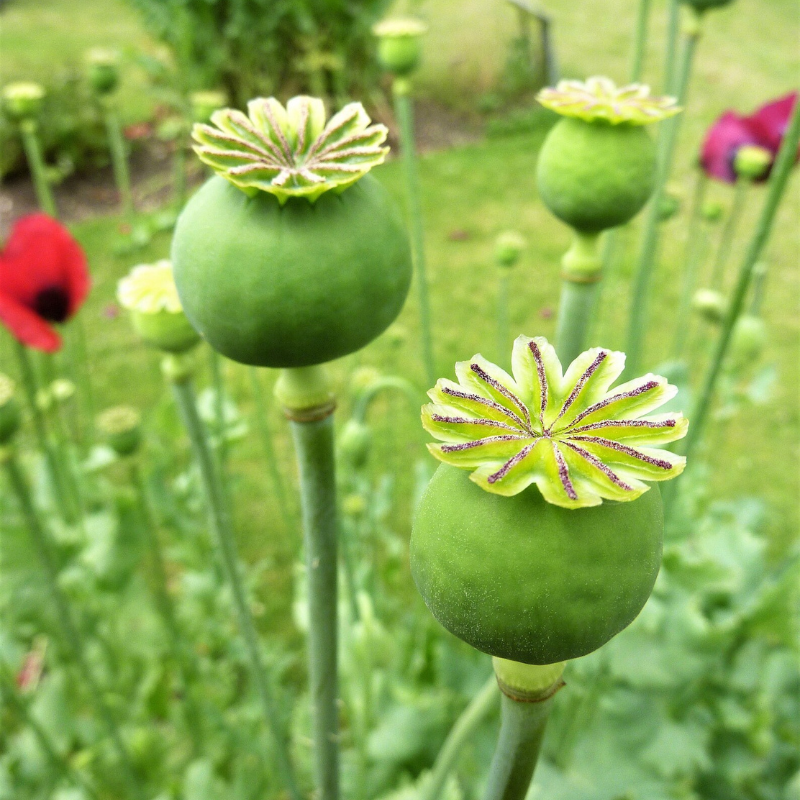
[124,0,394,105]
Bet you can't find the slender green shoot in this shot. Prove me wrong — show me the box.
[630,0,652,82]
[710,177,749,288]
[19,120,57,217]
[102,101,135,219]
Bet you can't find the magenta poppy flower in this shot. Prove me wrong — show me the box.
[700,111,761,183]
[747,91,799,154]
[0,214,91,352]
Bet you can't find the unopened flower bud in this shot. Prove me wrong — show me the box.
[701,199,725,223]
[2,82,45,122]
[339,419,371,469]
[729,314,767,368]
[97,405,142,456]
[495,230,526,268]
[692,288,727,323]
[86,48,120,96]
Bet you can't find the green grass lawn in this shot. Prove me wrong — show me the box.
[2,0,798,577]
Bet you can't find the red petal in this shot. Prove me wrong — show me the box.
[700,111,759,183]
[0,214,90,317]
[0,292,62,352]
[746,92,800,156]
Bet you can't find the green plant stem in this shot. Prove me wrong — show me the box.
[710,177,749,288]
[554,231,603,365]
[167,367,301,800]
[73,316,96,441]
[419,674,499,800]
[208,349,228,485]
[497,270,510,366]
[624,15,701,378]
[482,693,557,800]
[103,102,134,219]
[129,461,204,755]
[249,368,293,532]
[662,0,681,93]
[630,0,652,82]
[672,172,709,359]
[19,120,57,217]
[393,81,436,386]
[1,450,144,800]
[14,341,72,522]
[284,397,340,800]
[0,660,101,800]
[668,97,800,499]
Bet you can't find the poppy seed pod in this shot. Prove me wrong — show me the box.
[730,314,767,367]
[734,144,773,181]
[495,231,526,268]
[680,0,735,10]
[411,337,688,664]
[86,48,120,97]
[117,261,201,354]
[373,18,428,77]
[2,82,45,122]
[97,405,142,457]
[537,78,680,234]
[172,96,412,368]
[692,288,727,323]
[339,419,372,469]
[0,374,21,445]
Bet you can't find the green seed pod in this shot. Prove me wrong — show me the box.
[680,0,735,11]
[729,314,767,367]
[414,336,688,664]
[734,144,773,181]
[701,199,725,223]
[2,82,45,122]
[117,260,201,354]
[658,185,682,222]
[692,288,727,324]
[86,48,120,96]
[97,405,142,457]
[173,97,412,368]
[536,78,680,234]
[339,419,372,469]
[0,375,21,445]
[373,18,428,77]
[412,464,663,664]
[495,230,526,268]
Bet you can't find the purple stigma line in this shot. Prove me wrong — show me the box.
[568,418,677,434]
[487,439,540,484]
[441,386,527,429]
[552,442,578,500]
[430,414,521,433]
[561,441,634,491]
[562,380,660,430]
[566,435,673,470]
[554,351,608,424]
[469,363,532,428]
[440,434,528,453]
[528,340,549,423]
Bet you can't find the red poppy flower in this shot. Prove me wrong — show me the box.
[700,111,761,183]
[746,91,799,155]
[0,214,90,352]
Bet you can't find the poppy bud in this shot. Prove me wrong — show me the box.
[495,231,526,268]
[373,18,428,77]
[97,405,142,457]
[86,48,120,97]
[692,288,727,323]
[339,419,372,470]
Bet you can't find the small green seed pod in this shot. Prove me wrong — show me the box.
[2,82,45,122]
[0,375,21,445]
[117,260,201,354]
[339,419,372,470]
[173,96,412,368]
[734,144,773,181]
[701,199,726,223]
[86,48,120,96]
[97,405,142,457]
[692,288,727,323]
[495,230,526,268]
[536,78,680,234]
[373,18,428,77]
[413,336,688,664]
[729,314,767,367]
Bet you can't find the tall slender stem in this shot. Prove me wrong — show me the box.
[662,0,681,93]
[19,120,57,217]
[419,674,499,800]
[129,461,204,754]
[208,349,228,485]
[554,231,603,365]
[0,660,101,800]
[103,102,134,219]
[2,450,144,800]
[393,82,436,386]
[277,365,340,800]
[710,177,749,288]
[167,364,301,800]
[496,271,510,366]
[249,368,293,532]
[624,14,701,378]
[14,341,72,521]
[630,0,652,82]
[672,172,709,359]
[673,99,800,469]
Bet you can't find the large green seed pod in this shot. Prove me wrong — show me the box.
[172,96,413,369]
[373,18,428,77]
[172,174,411,367]
[412,464,663,664]
[537,118,657,233]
